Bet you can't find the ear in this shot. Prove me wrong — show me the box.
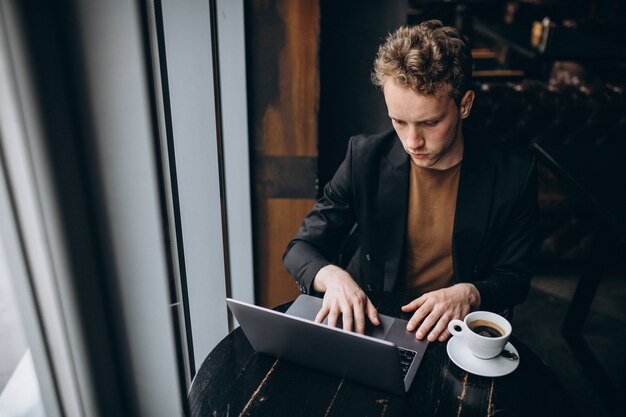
[459,90,475,119]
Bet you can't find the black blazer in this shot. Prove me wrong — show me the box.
[283,129,538,312]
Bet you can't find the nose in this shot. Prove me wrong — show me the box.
[406,125,425,149]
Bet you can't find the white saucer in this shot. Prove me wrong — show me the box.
[446,336,520,377]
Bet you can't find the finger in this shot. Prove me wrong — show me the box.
[315,306,329,324]
[438,329,451,342]
[406,303,431,332]
[401,295,426,312]
[426,316,450,342]
[416,310,443,340]
[365,299,380,326]
[353,302,366,334]
[327,308,340,328]
[342,306,353,332]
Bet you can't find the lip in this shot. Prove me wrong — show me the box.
[410,153,428,159]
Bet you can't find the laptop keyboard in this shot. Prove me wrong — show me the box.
[398,347,417,379]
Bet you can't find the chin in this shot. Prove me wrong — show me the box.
[411,158,435,168]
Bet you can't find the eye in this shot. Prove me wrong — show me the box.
[423,121,439,127]
[391,119,406,126]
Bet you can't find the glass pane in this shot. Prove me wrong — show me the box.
[0,247,46,417]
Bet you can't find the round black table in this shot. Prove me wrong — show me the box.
[189,292,576,417]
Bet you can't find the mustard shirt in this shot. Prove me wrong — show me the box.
[403,159,461,293]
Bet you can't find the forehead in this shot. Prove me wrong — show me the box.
[382,80,455,120]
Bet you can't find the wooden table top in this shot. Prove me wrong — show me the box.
[189,292,575,417]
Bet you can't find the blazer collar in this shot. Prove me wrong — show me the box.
[375,135,409,291]
[452,132,496,282]
[386,135,409,169]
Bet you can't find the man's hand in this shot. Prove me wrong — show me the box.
[401,283,480,342]
[313,265,380,334]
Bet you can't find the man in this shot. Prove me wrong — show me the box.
[283,20,537,343]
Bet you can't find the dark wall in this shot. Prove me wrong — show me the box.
[317,0,407,189]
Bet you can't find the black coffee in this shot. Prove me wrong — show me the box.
[468,320,505,338]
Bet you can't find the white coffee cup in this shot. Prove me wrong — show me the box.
[448,311,512,359]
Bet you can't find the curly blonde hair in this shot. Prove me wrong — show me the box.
[372,20,473,104]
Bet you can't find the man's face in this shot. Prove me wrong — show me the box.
[383,80,474,170]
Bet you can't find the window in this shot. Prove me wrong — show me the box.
[0,1,254,415]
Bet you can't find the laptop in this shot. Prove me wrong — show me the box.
[226,294,428,395]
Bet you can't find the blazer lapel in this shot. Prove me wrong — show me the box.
[376,138,409,291]
[452,135,496,283]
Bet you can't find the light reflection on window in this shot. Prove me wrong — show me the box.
[0,248,45,417]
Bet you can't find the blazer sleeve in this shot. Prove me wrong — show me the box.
[473,157,539,312]
[283,138,358,294]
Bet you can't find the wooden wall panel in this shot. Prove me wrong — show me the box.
[257,199,314,307]
[246,0,320,307]
[257,0,319,157]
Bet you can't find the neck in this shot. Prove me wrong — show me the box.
[431,121,465,170]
